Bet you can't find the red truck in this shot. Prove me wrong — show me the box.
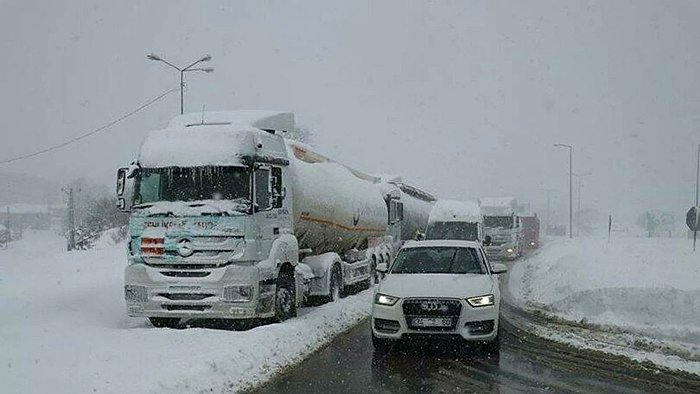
[520,214,540,250]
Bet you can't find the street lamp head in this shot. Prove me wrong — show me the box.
[146,53,162,61]
[201,67,214,73]
[200,54,212,62]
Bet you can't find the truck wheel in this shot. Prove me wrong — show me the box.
[327,265,343,302]
[149,317,180,328]
[371,256,379,285]
[274,273,297,322]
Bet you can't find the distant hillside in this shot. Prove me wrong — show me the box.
[0,172,63,205]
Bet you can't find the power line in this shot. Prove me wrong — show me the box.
[0,87,179,165]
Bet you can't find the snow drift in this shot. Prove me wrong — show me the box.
[508,236,700,349]
[0,231,372,394]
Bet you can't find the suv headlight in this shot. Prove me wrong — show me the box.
[466,294,495,307]
[375,293,399,306]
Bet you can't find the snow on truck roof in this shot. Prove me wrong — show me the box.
[167,110,294,131]
[478,197,518,208]
[373,174,437,202]
[479,197,518,216]
[429,200,482,223]
[138,111,292,168]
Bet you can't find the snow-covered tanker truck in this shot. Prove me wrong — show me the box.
[116,111,406,327]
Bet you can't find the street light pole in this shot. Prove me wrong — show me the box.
[542,188,555,236]
[573,172,592,236]
[554,143,574,238]
[694,143,699,251]
[147,53,214,115]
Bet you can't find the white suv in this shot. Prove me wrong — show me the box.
[371,240,507,351]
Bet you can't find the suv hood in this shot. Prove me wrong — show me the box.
[378,273,494,299]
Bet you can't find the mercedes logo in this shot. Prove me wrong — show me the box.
[177,239,194,257]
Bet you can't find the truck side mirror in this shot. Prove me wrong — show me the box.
[116,167,134,212]
[483,235,492,246]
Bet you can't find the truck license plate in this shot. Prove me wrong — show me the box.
[411,317,452,327]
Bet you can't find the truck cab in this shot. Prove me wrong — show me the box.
[117,111,299,327]
[425,200,484,243]
[479,197,522,260]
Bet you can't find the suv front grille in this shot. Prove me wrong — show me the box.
[402,298,462,331]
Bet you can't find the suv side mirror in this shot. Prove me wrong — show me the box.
[491,263,508,274]
[376,263,388,273]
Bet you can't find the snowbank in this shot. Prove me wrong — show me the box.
[0,231,372,394]
[508,236,700,361]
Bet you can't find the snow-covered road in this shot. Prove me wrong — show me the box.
[0,231,372,393]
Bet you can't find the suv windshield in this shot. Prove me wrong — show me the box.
[426,222,479,241]
[484,216,513,229]
[391,246,487,275]
[135,166,250,205]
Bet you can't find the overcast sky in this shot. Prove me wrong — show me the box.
[1,0,698,226]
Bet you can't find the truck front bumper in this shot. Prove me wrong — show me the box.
[124,263,273,320]
[484,245,518,260]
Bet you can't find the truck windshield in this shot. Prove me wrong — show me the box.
[426,222,479,241]
[391,247,486,275]
[484,216,513,229]
[135,167,251,205]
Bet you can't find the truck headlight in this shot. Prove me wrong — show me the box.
[375,293,399,306]
[223,285,254,303]
[506,248,514,253]
[467,294,495,307]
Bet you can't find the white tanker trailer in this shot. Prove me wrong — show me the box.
[376,175,436,241]
[116,111,403,327]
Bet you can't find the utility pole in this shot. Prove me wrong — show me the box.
[694,143,699,251]
[543,188,555,236]
[554,144,574,238]
[62,187,77,251]
[4,206,9,248]
[573,172,592,236]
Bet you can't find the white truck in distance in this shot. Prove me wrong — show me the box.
[116,111,405,327]
[479,197,521,260]
[425,200,483,242]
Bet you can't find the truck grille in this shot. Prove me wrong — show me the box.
[157,293,216,301]
[161,305,212,312]
[140,236,243,267]
[402,298,462,331]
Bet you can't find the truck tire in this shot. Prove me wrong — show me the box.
[370,256,379,285]
[274,272,297,322]
[327,265,343,303]
[149,317,180,328]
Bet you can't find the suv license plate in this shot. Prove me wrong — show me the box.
[412,317,452,327]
